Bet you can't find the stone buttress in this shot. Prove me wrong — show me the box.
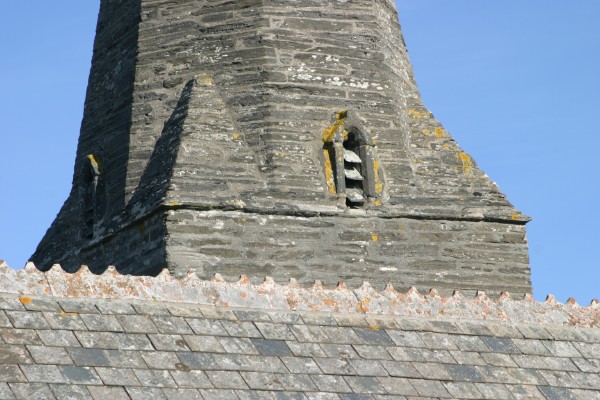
[32,0,531,296]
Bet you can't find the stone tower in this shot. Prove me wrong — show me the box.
[32,0,531,295]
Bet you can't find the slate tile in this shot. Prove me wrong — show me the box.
[0,329,41,345]
[545,326,588,342]
[573,342,600,359]
[278,374,318,392]
[334,315,368,328]
[20,299,61,312]
[87,386,130,400]
[177,351,218,370]
[245,355,288,373]
[427,320,463,335]
[199,389,239,400]
[539,370,579,388]
[79,314,123,332]
[542,356,579,372]
[206,370,248,389]
[481,323,523,339]
[9,383,56,400]
[353,345,392,361]
[412,362,452,380]
[265,311,302,325]
[251,339,292,356]
[572,357,600,373]
[170,370,214,389]
[571,389,600,400]
[58,366,102,385]
[152,316,193,335]
[236,390,277,400]
[418,349,456,364]
[126,387,167,400]
[219,337,259,355]
[544,340,583,358]
[233,310,272,322]
[116,315,158,333]
[58,300,99,315]
[197,307,237,321]
[75,331,120,349]
[452,335,490,352]
[515,323,553,340]
[95,300,136,315]
[353,328,394,346]
[105,349,146,368]
[364,316,398,330]
[376,377,417,396]
[475,365,514,384]
[348,359,388,377]
[95,367,141,386]
[311,375,352,393]
[0,312,12,329]
[507,368,548,385]
[512,339,552,356]
[379,361,421,379]
[281,357,322,374]
[480,352,518,367]
[133,369,178,388]
[289,325,329,343]
[0,365,27,383]
[241,372,284,390]
[417,332,458,351]
[445,364,485,382]
[132,303,171,317]
[141,351,180,369]
[320,344,360,359]
[321,327,362,345]
[27,345,72,365]
[186,318,228,336]
[408,379,451,398]
[6,311,50,329]
[273,392,307,400]
[385,347,424,362]
[50,384,93,399]
[507,384,545,400]
[184,335,226,353]
[474,383,515,400]
[481,336,521,354]
[68,348,110,367]
[221,320,262,338]
[162,388,203,400]
[0,345,33,364]
[305,393,340,400]
[213,354,254,372]
[449,350,486,366]
[443,382,483,399]
[455,321,495,336]
[43,312,87,331]
[286,341,326,357]
[538,386,578,400]
[254,322,295,340]
[115,333,154,350]
[385,331,426,348]
[0,383,14,400]
[0,296,26,311]
[20,365,66,384]
[570,371,600,390]
[394,318,432,332]
[315,358,356,375]
[166,305,206,318]
[511,354,547,370]
[148,334,190,351]
[37,330,81,347]
[299,312,337,327]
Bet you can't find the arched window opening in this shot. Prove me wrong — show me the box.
[322,112,382,208]
[83,154,101,240]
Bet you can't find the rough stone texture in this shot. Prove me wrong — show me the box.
[0,267,599,400]
[31,0,531,295]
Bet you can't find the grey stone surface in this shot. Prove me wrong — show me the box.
[31,0,531,297]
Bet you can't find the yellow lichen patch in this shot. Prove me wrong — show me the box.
[169,201,181,207]
[232,133,240,140]
[322,110,348,143]
[279,152,286,158]
[19,296,32,305]
[58,310,78,318]
[443,143,451,150]
[196,74,213,85]
[368,324,381,331]
[87,154,101,170]
[373,160,383,194]
[512,213,525,221]
[458,152,474,177]
[323,150,336,194]
[408,109,427,120]
[435,127,446,138]
[422,129,430,136]
[371,233,379,242]
[373,199,382,206]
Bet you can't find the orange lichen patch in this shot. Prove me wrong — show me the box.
[322,298,336,308]
[19,296,32,304]
[458,152,474,176]
[408,109,427,120]
[323,149,336,194]
[240,292,248,299]
[322,110,348,143]
[435,127,446,138]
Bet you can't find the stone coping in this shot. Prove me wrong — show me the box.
[0,261,598,328]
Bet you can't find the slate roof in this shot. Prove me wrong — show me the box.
[0,262,599,399]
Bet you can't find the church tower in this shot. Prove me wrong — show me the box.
[32,0,531,295]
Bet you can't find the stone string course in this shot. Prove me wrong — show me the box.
[1,262,598,329]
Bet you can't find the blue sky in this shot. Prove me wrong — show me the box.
[0,2,598,303]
